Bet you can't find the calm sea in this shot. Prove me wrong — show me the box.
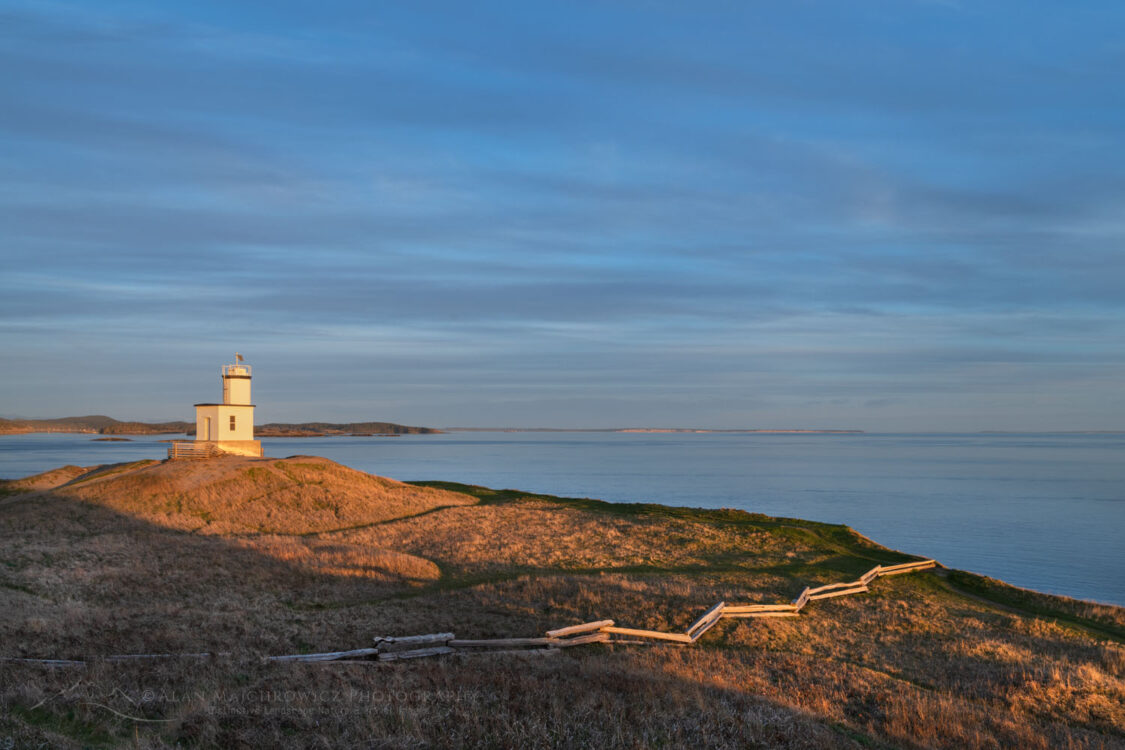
[2,431,1122,606]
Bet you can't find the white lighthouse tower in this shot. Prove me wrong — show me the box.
[171,354,262,458]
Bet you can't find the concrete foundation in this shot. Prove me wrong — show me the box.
[208,440,263,457]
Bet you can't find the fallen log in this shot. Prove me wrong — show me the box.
[268,648,381,663]
[375,633,454,652]
[106,652,220,662]
[0,658,86,668]
[378,646,456,662]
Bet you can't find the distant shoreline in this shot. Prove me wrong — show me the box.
[0,416,439,437]
[443,427,865,434]
[4,417,1121,437]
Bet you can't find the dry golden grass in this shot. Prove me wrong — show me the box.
[0,459,1122,749]
[18,455,476,535]
[5,464,90,491]
[248,536,441,581]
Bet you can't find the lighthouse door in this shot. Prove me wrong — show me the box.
[204,417,212,441]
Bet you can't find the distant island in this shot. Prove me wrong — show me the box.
[1,416,866,438]
[0,415,441,436]
[254,421,440,437]
[0,415,193,435]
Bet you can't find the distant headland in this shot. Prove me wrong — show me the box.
[0,416,441,437]
[0,417,866,437]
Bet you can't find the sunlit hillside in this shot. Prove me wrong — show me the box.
[1,459,1122,748]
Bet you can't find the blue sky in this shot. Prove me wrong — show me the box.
[2,0,1124,429]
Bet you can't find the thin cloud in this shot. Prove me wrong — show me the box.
[2,1,1124,429]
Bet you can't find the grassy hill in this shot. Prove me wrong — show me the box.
[0,459,1122,748]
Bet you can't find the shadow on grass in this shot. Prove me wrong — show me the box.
[2,472,1123,749]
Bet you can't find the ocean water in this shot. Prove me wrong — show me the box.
[2,431,1123,606]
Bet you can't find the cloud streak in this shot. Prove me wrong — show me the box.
[2,0,1124,429]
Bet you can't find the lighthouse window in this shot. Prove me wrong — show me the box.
[229,415,236,431]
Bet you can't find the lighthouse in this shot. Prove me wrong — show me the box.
[183,354,263,457]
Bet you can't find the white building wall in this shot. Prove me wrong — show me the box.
[223,376,252,405]
[195,405,220,442]
[217,405,255,441]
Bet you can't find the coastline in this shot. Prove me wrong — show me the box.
[1,430,1123,607]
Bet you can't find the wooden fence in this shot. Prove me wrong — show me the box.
[166,441,220,460]
[3,559,937,667]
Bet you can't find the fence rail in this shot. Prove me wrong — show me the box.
[167,441,220,460]
[3,559,938,668]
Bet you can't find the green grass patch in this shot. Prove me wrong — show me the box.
[10,704,117,748]
[65,460,156,487]
[0,580,36,595]
[828,721,904,750]
[189,508,214,523]
[410,480,924,570]
[285,462,329,471]
[943,570,1125,642]
[273,461,330,487]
